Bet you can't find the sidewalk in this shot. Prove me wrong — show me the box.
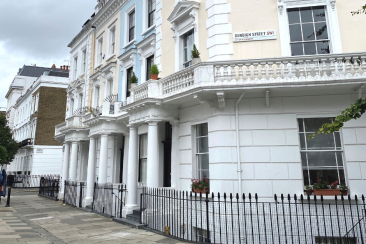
[0,188,186,244]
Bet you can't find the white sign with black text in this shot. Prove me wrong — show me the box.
[233,30,277,42]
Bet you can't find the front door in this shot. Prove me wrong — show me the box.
[162,122,172,187]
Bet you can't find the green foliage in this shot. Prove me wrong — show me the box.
[351,4,366,15]
[191,44,201,59]
[150,64,159,75]
[340,184,348,191]
[0,114,19,165]
[130,72,138,83]
[309,98,366,139]
[305,185,312,191]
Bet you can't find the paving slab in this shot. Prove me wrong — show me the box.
[0,189,187,244]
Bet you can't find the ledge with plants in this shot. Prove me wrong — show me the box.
[311,178,348,196]
[150,64,159,80]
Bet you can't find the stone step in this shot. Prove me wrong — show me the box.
[113,217,145,228]
[126,214,140,222]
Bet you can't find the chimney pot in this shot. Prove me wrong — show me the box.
[60,66,63,70]
[66,66,69,71]
[51,64,56,69]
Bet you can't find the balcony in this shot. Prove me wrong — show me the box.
[124,52,366,106]
[19,138,32,148]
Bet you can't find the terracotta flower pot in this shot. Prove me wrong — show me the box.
[341,190,348,196]
[306,190,313,196]
[314,189,340,196]
[192,188,209,194]
[151,74,158,80]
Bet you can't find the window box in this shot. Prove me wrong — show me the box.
[192,188,209,194]
[314,188,340,196]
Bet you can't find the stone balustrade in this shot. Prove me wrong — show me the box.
[124,52,366,105]
[55,122,66,136]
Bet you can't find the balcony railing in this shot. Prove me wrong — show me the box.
[124,52,366,106]
[18,138,32,148]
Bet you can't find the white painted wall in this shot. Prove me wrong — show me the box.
[176,92,366,198]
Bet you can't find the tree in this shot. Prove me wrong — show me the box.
[351,4,366,15]
[310,98,366,138]
[0,113,18,165]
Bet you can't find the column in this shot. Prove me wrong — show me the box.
[146,121,160,188]
[122,133,129,184]
[98,134,109,184]
[126,126,138,208]
[170,120,179,189]
[69,141,79,181]
[60,142,70,195]
[84,137,96,206]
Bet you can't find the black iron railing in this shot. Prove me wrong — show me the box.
[38,176,60,201]
[140,188,366,244]
[92,183,127,218]
[64,181,86,208]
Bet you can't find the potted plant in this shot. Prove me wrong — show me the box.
[340,184,348,196]
[191,44,201,65]
[130,72,138,88]
[191,178,209,194]
[150,64,159,80]
[305,185,313,195]
[313,178,340,196]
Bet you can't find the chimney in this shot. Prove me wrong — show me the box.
[60,66,63,70]
[51,64,56,69]
[63,65,66,70]
[66,66,69,71]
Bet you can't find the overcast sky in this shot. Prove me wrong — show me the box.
[0,0,96,108]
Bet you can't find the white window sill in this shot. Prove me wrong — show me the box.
[141,25,156,37]
[105,54,116,62]
[123,39,136,49]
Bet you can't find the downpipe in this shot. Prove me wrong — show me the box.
[235,93,245,197]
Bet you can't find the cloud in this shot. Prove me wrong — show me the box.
[0,0,96,107]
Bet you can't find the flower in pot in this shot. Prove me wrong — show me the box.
[191,178,209,194]
[340,184,348,196]
[150,64,159,80]
[313,178,340,196]
[305,185,313,195]
[130,72,138,88]
[191,44,201,65]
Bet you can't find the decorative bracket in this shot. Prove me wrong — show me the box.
[217,92,225,108]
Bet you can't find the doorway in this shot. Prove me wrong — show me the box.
[162,122,172,187]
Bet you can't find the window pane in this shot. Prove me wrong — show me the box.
[139,159,147,184]
[300,134,306,150]
[288,8,300,24]
[301,152,307,166]
[338,169,345,185]
[316,41,330,54]
[289,24,302,42]
[198,154,209,179]
[197,137,209,153]
[304,118,333,132]
[336,151,343,166]
[313,6,326,22]
[335,132,341,149]
[315,23,328,40]
[291,43,303,56]
[307,151,337,167]
[308,169,339,185]
[197,123,208,137]
[302,23,315,41]
[303,169,310,185]
[306,133,335,150]
[298,119,304,132]
[300,7,313,23]
[140,134,148,158]
[304,42,317,55]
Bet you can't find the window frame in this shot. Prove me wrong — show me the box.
[194,123,209,180]
[139,133,148,185]
[81,49,87,74]
[73,56,78,79]
[126,67,133,98]
[287,6,330,56]
[182,29,195,69]
[148,0,156,28]
[146,55,154,81]
[298,117,345,186]
[129,10,136,42]
[276,0,342,56]
[108,25,116,56]
[96,35,104,66]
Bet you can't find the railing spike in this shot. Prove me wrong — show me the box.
[281,194,284,201]
[218,192,220,198]
[362,194,365,202]
[249,193,252,200]
[274,194,277,201]
[242,193,245,200]
[212,192,215,199]
[236,193,239,199]
[255,193,258,201]
[287,194,290,201]
[321,195,323,202]
[348,194,351,201]
[355,195,358,201]
[230,193,232,199]
[224,193,227,199]
[294,194,297,201]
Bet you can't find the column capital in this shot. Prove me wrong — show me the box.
[170,119,180,127]
[71,141,79,145]
[145,119,161,126]
[89,136,96,141]
[100,133,110,138]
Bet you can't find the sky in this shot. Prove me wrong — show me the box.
[0,0,96,108]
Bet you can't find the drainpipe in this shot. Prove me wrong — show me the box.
[235,93,245,196]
